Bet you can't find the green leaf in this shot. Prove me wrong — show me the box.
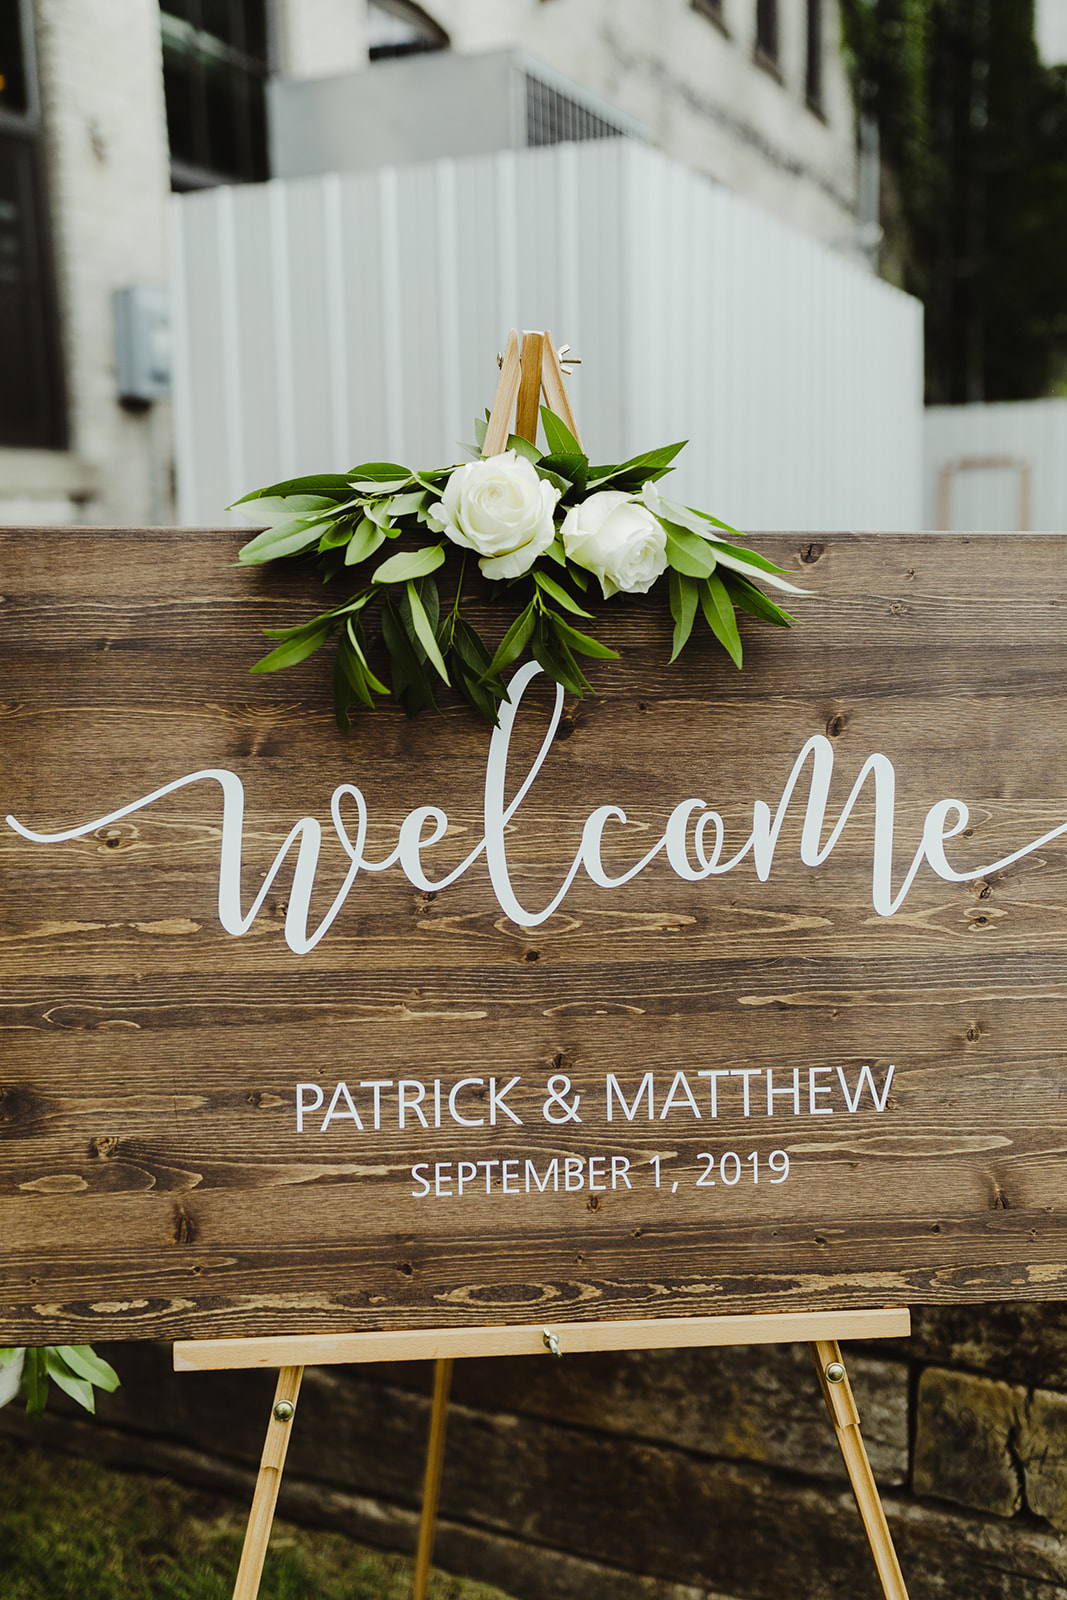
[250,622,332,673]
[532,619,590,696]
[538,452,589,494]
[406,581,451,685]
[344,517,387,567]
[505,434,542,464]
[381,598,438,716]
[539,406,583,458]
[232,493,341,527]
[372,544,445,585]
[364,498,394,531]
[686,506,749,540]
[669,570,700,662]
[701,574,743,669]
[485,600,536,679]
[704,542,810,593]
[55,1345,120,1392]
[346,618,388,692]
[238,517,328,564]
[619,440,687,474]
[318,519,355,552]
[451,617,505,691]
[450,617,507,721]
[551,615,620,660]
[22,1348,48,1417]
[588,441,686,490]
[663,525,718,578]
[543,535,567,568]
[44,1349,95,1413]
[533,570,593,616]
[348,461,412,482]
[534,465,571,494]
[721,572,796,627]
[332,647,354,731]
[641,488,747,543]
[0,1347,22,1369]
[474,415,488,450]
[387,490,430,518]
[233,474,357,503]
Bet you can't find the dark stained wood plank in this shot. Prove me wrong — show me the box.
[4,528,1067,1339]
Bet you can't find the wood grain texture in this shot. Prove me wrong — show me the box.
[3,529,1067,1340]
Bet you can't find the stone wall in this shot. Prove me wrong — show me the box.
[5,1304,1067,1597]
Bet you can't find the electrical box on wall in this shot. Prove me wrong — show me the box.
[113,285,171,405]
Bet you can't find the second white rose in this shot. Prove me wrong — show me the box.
[561,490,668,598]
[431,451,560,579]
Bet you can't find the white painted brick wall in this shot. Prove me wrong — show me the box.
[30,0,174,524]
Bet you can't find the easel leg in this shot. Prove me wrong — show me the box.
[412,1356,454,1600]
[232,1364,304,1600]
[811,1340,909,1600]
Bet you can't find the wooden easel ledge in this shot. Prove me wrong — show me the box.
[173,1307,910,1372]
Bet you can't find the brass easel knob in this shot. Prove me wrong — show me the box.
[825,1361,847,1384]
[273,1399,296,1421]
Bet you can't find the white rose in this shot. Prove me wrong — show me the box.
[431,451,560,580]
[561,490,668,598]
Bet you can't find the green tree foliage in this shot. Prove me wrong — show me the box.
[842,0,1067,402]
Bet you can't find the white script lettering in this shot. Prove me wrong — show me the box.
[8,662,1062,950]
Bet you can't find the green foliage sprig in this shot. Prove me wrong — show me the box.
[235,407,806,728]
[0,1344,120,1417]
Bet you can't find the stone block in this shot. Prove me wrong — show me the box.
[913,1366,1026,1517]
[901,1303,1067,1390]
[1019,1387,1067,1532]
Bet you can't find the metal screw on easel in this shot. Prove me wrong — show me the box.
[542,1327,562,1359]
[273,1399,296,1421]
[498,342,580,373]
[825,1361,847,1384]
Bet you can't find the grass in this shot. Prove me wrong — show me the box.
[0,1437,514,1600]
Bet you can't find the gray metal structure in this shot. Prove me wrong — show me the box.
[268,48,647,180]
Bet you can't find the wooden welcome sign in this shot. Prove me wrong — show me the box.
[2,527,1066,1347]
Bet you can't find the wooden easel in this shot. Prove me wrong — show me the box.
[483,328,583,456]
[178,343,911,1600]
[174,1307,912,1600]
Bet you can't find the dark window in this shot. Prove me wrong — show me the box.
[0,0,28,113]
[756,0,779,64]
[0,0,66,449]
[806,0,823,110]
[160,0,269,189]
[367,1,449,60]
[525,76,627,146]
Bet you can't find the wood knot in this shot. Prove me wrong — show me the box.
[88,1135,120,1160]
[172,1206,197,1245]
[826,712,848,739]
[800,542,824,564]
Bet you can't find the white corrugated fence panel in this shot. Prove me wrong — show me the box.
[171,140,923,531]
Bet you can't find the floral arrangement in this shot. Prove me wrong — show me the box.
[235,406,806,729]
[0,1344,119,1416]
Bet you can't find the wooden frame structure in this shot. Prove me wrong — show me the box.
[174,1306,912,1600]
